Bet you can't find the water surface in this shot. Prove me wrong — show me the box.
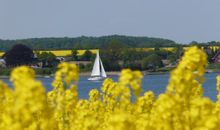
[2,73,219,101]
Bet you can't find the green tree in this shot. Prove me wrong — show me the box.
[80,50,93,61]
[71,49,78,61]
[3,44,35,67]
[37,52,59,67]
[120,49,145,69]
[141,54,163,71]
[189,41,202,48]
[100,40,128,71]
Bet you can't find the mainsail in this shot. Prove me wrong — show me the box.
[91,51,100,76]
[90,50,107,78]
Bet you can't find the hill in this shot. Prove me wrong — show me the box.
[0,35,178,51]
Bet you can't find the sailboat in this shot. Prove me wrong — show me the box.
[88,50,107,81]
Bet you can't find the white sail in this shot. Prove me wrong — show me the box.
[100,58,107,77]
[88,50,107,81]
[91,51,100,76]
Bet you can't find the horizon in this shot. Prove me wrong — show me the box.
[1,0,220,43]
[0,34,219,44]
[0,34,182,43]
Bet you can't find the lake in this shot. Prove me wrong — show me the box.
[1,72,220,101]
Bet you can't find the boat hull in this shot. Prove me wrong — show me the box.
[88,77,105,81]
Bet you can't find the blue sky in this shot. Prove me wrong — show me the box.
[0,0,220,43]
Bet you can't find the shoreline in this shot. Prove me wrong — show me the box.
[0,69,218,79]
[0,72,122,79]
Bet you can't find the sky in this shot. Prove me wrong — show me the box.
[0,0,220,43]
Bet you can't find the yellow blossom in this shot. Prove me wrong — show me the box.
[0,46,219,130]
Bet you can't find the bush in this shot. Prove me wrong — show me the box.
[141,53,163,70]
[34,68,55,75]
[0,68,12,76]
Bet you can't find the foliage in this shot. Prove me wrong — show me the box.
[36,52,59,68]
[0,68,12,75]
[100,41,171,71]
[0,46,220,129]
[79,50,93,61]
[70,49,95,61]
[141,54,163,71]
[167,46,182,62]
[71,49,78,61]
[34,68,55,75]
[207,63,220,69]
[0,68,55,76]
[78,63,93,72]
[3,44,35,67]
[101,40,128,71]
[0,35,177,51]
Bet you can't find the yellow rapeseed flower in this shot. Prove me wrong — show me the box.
[0,46,219,130]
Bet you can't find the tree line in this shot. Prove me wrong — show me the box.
[0,35,177,51]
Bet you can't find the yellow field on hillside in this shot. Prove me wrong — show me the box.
[0,49,98,57]
[160,47,176,51]
[36,50,72,57]
[0,52,4,57]
[136,48,154,51]
[208,46,220,51]
[36,49,98,57]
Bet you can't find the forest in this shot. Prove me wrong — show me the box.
[0,35,177,51]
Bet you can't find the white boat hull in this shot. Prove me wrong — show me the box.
[88,77,105,81]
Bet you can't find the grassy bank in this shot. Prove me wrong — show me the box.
[0,63,219,77]
[0,68,56,76]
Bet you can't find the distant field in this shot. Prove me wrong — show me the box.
[208,46,220,51]
[35,49,99,57]
[0,52,4,57]
[0,46,219,57]
[0,49,98,57]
